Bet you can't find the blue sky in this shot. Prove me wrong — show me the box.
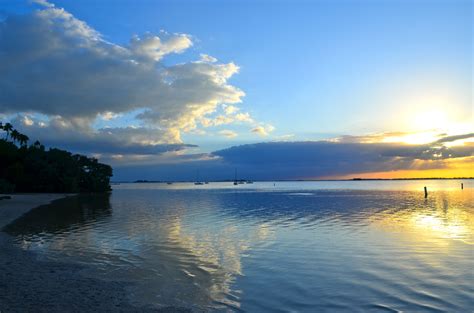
[0,0,472,180]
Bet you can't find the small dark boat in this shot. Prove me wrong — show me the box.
[195,170,204,185]
[233,169,238,185]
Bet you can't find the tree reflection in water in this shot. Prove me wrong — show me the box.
[4,193,112,237]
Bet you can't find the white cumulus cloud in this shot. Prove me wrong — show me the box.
[251,124,275,137]
[219,130,238,138]
[0,2,246,146]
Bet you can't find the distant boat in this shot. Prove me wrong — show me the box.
[233,169,238,185]
[195,170,204,185]
[167,182,173,185]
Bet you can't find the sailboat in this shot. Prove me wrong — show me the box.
[194,170,204,185]
[233,169,238,185]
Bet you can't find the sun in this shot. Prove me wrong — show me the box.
[412,110,448,131]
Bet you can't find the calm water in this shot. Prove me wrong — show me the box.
[4,180,474,312]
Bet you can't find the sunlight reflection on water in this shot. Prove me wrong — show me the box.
[4,180,473,312]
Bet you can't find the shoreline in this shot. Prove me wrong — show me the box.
[112,177,474,184]
[0,194,73,229]
[0,194,189,313]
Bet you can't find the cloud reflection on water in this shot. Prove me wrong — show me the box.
[3,185,473,311]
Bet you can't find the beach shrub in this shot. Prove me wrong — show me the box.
[0,123,112,193]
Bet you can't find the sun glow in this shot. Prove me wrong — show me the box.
[413,214,469,242]
[411,110,448,131]
[382,131,441,145]
[371,191,474,247]
[381,118,473,146]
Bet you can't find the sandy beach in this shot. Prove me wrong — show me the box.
[0,194,70,229]
[0,194,190,313]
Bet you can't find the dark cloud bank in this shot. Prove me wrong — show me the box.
[113,138,474,181]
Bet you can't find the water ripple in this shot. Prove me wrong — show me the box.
[3,182,473,312]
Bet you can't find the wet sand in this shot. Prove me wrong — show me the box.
[0,194,190,313]
[0,194,70,229]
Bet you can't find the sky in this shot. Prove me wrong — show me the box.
[0,0,472,181]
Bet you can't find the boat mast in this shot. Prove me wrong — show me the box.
[234,168,238,185]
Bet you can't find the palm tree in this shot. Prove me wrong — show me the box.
[10,129,20,144]
[18,134,29,147]
[3,123,13,140]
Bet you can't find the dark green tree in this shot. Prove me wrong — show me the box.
[18,134,29,147]
[10,129,20,144]
[0,122,112,193]
[3,123,13,140]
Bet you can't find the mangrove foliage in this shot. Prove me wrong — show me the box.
[0,122,112,193]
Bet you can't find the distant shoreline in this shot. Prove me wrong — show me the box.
[112,177,474,184]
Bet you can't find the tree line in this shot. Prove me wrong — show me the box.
[0,122,112,193]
